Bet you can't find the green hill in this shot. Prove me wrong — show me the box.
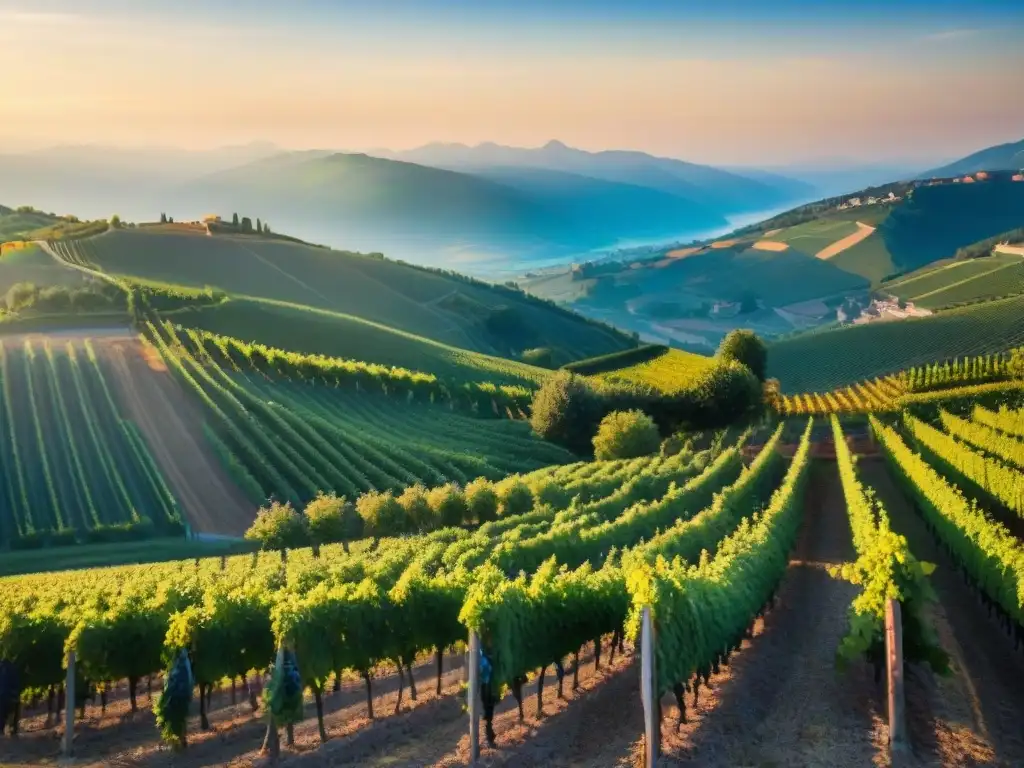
[831,177,1024,282]
[65,229,634,366]
[768,294,1024,392]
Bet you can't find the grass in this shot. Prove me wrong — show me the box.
[69,229,633,363]
[768,294,1024,393]
[169,296,550,386]
[882,254,1024,309]
[593,347,715,392]
[0,536,256,578]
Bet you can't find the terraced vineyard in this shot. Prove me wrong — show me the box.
[0,334,181,548]
[143,320,575,510]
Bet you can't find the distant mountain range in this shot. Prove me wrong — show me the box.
[0,139,817,267]
[372,140,814,214]
[3,135,1022,273]
[923,138,1024,178]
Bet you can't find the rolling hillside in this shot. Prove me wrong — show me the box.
[768,293,1024,392]
[881,252,1024,310]
[62,229,634,366]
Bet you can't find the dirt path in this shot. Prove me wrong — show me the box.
[642,460,887,767]
[816,221,877,260]
[291,640,641,768]
[860,459,1024,767]
[96,336,254,536]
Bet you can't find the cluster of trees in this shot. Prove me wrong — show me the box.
[530,330,767,455]
[954,226,1024,260]
[229,212,271,235]
[245,477,540,549]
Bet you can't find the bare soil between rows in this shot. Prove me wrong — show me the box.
[95,335,255,536]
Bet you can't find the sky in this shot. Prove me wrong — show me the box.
[1,0,1023,167]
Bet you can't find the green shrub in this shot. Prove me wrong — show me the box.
[305,492,362,545]
[397,484,435,531]
[244,500,309,550]
[592,410,660,460]
[716,329,767,381]
[495,477,534,518]
[464,477,499,524]
[529,370,602,454]
[427,483,469,527]
[355,491,408,536]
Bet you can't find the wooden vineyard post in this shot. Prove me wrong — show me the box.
[640,606,658,767]
[886,599,908,752]
[63,650,76,758]
[467,631,481,765]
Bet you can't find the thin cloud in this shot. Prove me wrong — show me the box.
[923,29,979,42]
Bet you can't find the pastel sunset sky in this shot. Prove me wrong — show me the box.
[2,0,1022,165]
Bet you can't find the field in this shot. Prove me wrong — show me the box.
[64,230,633,365]
[761,217,861,256]
[0,331,183,548]
[768,294,1024,393]
[592,347,715,391]
[3,399,1024,766]
[881,252,1024,309]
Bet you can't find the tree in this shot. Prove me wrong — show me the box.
[397,484,433,531]
[244,501,309,550]
[110,214,122,229]
[592,410,660,460]
[160,212,167,224]
[1010,347,1024,380]
[529,371,602,454]
[264,222,271,234]
[464,478,498,524]
[257,218,263,234]
[305,492,362,547]
[716,329,767,382]
[241,217,253,233]
[427,484,469,527]
[495,477,533,518]
[168,216,174,223]
[356,491,407,536]
[232,212,239,226]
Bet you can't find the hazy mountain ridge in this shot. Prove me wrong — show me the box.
[923,137,1024,178]
[375,139,812,214]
